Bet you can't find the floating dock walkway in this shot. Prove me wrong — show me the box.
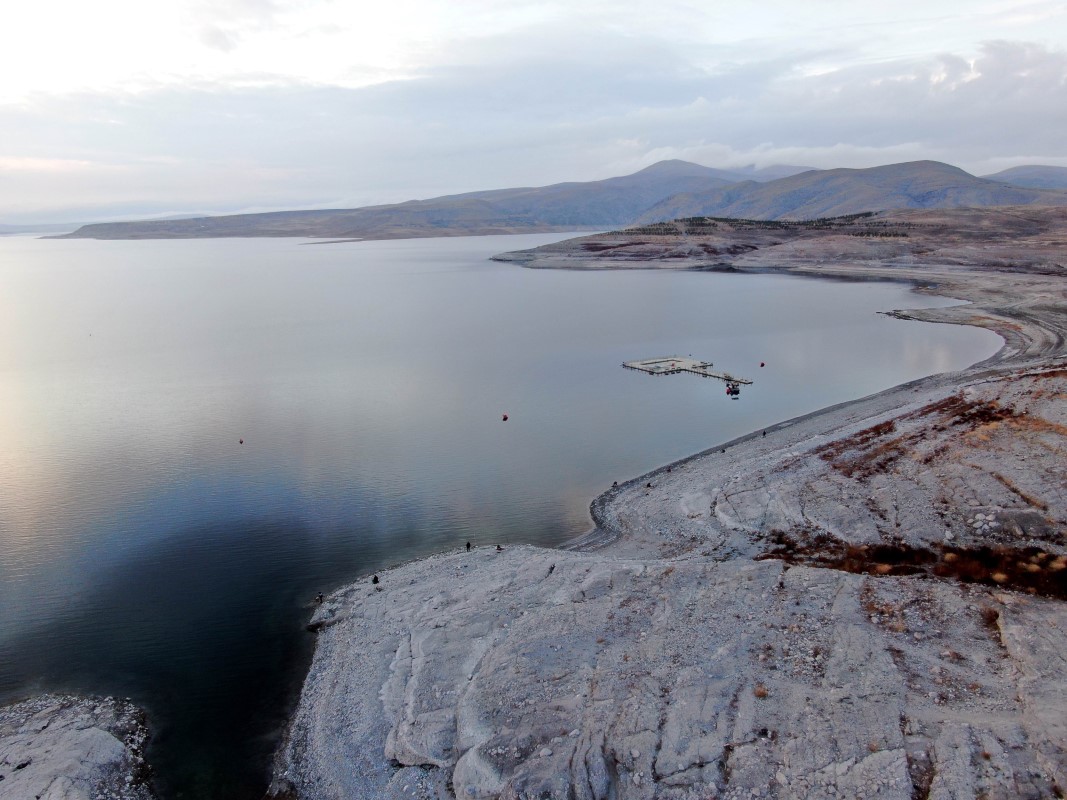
[622,356,753,385]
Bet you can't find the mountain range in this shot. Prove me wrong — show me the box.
[635,161,1067,222]
[54,160,1067,240]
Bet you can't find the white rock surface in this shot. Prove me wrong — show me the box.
[271,538,1066,799]
[0,694,153,800]
[270,234,1067,799]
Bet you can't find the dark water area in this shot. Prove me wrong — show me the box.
[0,233,1000,798]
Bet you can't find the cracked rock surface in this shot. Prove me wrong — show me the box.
[0,694,154,800]
[271,208,1067,799]
[272,545,1065,800]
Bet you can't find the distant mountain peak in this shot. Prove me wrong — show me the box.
[636,160,1067,223]
[982,165,1067,191]
[828,160,972,178]
[889,159,970,174]
[630,160,721,176]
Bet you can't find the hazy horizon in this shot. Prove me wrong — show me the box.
[5,157,1059,230]
[2,1,1066,224]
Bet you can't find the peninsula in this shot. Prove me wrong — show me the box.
[269,206,1067,799]
[5,205,1064,799]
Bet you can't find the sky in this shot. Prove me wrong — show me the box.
[1,0,1065,223]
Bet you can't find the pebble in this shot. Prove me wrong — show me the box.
[539,747,553,757]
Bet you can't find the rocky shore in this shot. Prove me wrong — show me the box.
[268,208,1067,800]
[268,207,1066,799]
[0,694,154,800]
[7,207,1063,799]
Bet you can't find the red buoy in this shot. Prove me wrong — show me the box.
[760,362,765,368]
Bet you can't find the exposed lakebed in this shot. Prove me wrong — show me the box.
[0,232,999,798]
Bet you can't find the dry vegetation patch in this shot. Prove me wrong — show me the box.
[758,530,1067,599]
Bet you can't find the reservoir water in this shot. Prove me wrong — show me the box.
[0,232,1001,797]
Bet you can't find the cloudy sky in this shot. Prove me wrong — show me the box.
[2,0,1065,223]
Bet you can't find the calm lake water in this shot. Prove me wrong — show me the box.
[0,232,1000,798]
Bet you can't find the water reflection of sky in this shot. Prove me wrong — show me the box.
[0,233,1001,798]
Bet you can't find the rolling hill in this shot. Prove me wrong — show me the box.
[636,161,1067,222]
[54,160,1067,240]
[56,161,743,240]
[983,165,1067,191]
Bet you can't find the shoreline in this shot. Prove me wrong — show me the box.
[268,209,1067,798]
[566,264,1028,555]
[7,209,1063,799]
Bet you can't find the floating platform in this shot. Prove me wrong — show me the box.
[622,356,752,385]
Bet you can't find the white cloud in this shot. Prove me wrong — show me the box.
[0,2,1066,221]
[0,156,96,172]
